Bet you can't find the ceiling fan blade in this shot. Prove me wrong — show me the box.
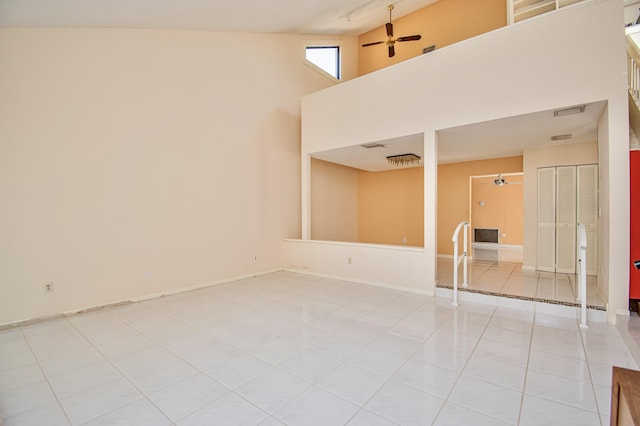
[397,35,422,42]
[362,41,385,47]
[386,22,393,37]
[388,45,395,57]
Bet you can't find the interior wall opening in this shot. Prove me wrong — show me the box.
[309,134,425,248]
[435,102,607,310]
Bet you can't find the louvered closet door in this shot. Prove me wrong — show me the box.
[577,164,598,275]
[556,166,577,273]
[537,167,556,272]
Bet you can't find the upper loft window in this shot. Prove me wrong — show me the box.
[305,46,340,80]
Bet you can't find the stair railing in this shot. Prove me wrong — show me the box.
[451,221,469,307]
[577,223,588,329]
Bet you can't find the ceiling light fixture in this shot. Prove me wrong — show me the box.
[387,153,421,166]
[553,105,586,117]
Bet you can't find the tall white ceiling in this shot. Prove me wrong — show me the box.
[0,0,439,35]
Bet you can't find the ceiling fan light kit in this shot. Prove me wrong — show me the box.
[361,4,423,58]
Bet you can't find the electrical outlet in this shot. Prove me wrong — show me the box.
[252,255,257,261]
[43,282,54,293]
[348,257,352,264]
[402,237,407,245]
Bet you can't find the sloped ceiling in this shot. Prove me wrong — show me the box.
[0,0,439,35]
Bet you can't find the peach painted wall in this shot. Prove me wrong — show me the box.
[358,0,507,76]
[310,159,358,242]
[438,156,523,255]
[471,174,524,245]
[358,167,424,247]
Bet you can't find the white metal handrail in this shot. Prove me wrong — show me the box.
[451,221,469,307]
[577,223,588,329]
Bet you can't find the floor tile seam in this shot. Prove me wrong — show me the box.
[274,359,343,387]
[525,364,592,384]
[520,389,600,415]
[0,362,51,395]
[71,395,152,426]
[437,399,515,425]
[63,317,176,426]
[270,382,357,425]
[339,352,409,382]
[459,368,525,393]
[339,360,441,425]
[339,317,450,425]
[213,380,302,421]
[578,323,611,419]
[516,309,536,426]
[12,326,74,425]
[428,304,497,424]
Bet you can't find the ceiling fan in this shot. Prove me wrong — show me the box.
[361,4,422,58]
[480,174,523,187]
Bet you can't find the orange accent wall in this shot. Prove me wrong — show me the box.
[358,0,507,76]
[357,167,424,247]
[438,156,523,255]
[471,174,524,246]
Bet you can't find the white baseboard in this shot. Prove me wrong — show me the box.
[283,268,435,297]
[472,243,523,249]
[0,268,284,330]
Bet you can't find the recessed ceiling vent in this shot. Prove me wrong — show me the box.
[387,153,421,166]
[361,142,385,149]
[553,105,586,117]
[551,134,572,141]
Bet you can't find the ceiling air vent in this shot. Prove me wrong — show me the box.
[553,105,586,117]
[551,134,572,141]
[361,143,385,149]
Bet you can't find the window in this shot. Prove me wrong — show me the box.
[305,46,340,80]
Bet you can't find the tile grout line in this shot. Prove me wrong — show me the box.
[17,323,74,425]
[428,304,508,425]
[63,312,177,426]
[578,325,608,426]
[341,301,461,424]
[516,308,536,425]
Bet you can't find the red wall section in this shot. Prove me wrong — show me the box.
[631,151,640,299]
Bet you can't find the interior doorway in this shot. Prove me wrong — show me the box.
[469,172,524,256]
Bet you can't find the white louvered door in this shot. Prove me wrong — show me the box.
[577,164,598,275]
[555,166,577,273]
[537,167,556,272]
[537,165,598,275]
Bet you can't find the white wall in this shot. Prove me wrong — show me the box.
[301,0,629,318]
[522,142,598,270]
[0,28,357,325]
[283,240,429,294]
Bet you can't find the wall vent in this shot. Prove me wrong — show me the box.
[474,228,499,243]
